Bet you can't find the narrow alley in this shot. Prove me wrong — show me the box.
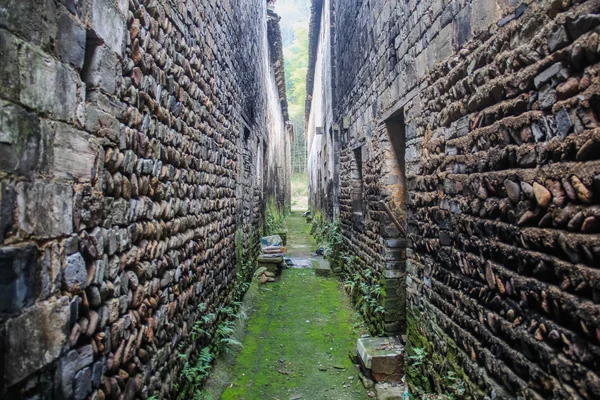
[221,211,368,400]
[1,0,600,399]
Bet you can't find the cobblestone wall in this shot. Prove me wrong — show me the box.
[309,0,600,397]
[0,0,289,398]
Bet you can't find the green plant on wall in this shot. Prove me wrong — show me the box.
[406,307,477,399]
[264,196,286,235]
[310,214,386,335]
[179,347,214,398]
[233,227,257,302]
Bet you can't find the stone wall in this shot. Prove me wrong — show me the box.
[0,0,290,399]
[307,0,337,218]
[308,0,600,397]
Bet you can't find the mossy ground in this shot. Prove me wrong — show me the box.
[283,210,317,258]
[221,211,368,399]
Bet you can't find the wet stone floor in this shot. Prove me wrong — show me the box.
[221,211,368,400]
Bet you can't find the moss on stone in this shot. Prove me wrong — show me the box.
[406,307,484,399]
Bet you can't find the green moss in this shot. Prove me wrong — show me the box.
[222,269,367,399]
[222,212,368,399]
[406,307,483,399]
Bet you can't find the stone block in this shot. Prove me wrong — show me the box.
[0,183,15,242]
[19,43,80,122]
[415,51,428,79]
[0,245,38,314]
[89,0,125,56]
[471,0,500,33]
[547,26,569,52]
[555,107,573,138]
[84,105,121,141]
[313,258,332,276]
[73,366,92,400]
[63,252,88,292]
[41,120,101,182]
[533,62,563,89]
[54,348,78,399]
[0,99,41,176]
[0,30,21,100]
[38,243,63,301]
[56,9,87,69]
[0,0,57,49]
[82,43,118,94]
[17,182,74,238]
[74,345,94,370]
[4,297,70,386]
[357,337,404,382]
[375,382,407,400]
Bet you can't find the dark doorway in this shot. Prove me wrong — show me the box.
[381,109,407,337]
[352,147,364,215]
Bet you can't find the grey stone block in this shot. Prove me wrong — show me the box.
[0,183,15,242]
[74,345,94,370]
[92,360,104,388]
[0,100,41,176]
[547,26,569,52]
[566,13,600,40]
[533,62,563,89]
[4,297,70,386]
[0,30,21,100]
[471,0,500,33]
[17,181,74,238]
[41,120,100,182]
[89,0,125,56]
[0,0,57,49]
[56,10,87,69]
[64,252,87,292]
[19,43,80,121]
[538,85,557,110]
[0,245,38,314]
[555,107,573,138]
[83,43,118,94]
[73,366,92,400]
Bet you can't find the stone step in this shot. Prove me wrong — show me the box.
[375,382,408,400]
[312,258,331,276]
[356,336,404,383]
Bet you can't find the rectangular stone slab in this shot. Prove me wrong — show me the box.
[357,337,404,382]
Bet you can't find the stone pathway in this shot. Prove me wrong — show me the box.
[221,211,369,399]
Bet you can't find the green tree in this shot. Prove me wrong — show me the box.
[283,26,308,173]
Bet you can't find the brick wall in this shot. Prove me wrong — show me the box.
[0,0,289,398]
[308,0,600,397]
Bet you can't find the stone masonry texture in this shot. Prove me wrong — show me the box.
[307,0,600,398]
[0,0,291,399]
